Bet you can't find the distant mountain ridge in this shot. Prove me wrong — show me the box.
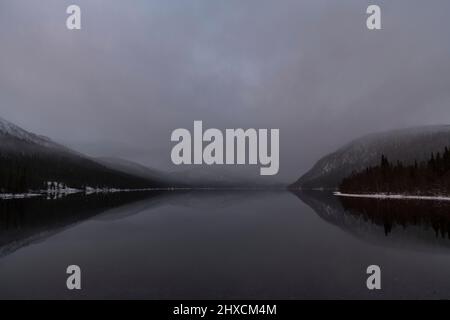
[291,125,450,189]
[95,156,190,188]
[96,157,168,182]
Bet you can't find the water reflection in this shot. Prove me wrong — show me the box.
[0,192,165,257]
[2,189,450,299]
[294,190,450,251]
[4,190,450,258]
[0,190,277,258]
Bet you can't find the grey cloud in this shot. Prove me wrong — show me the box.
[1,0,449,181]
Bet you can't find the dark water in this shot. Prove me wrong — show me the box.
[1,190,450,299]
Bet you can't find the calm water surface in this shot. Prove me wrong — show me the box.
[1,190,450,299]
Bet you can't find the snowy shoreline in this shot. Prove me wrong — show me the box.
[0,193,42,200]
[0,187,169,200]
[0,187,284,200]
[334,192,450,201]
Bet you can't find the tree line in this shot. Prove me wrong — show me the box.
[340,147,450,195]
[0,152,158,193]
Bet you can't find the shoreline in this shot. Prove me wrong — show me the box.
[0,188,168,200]
[0,187,288,200]
[334,191,450,202]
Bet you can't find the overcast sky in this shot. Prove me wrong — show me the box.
[1,0,450,182]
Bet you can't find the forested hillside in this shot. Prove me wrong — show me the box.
[340,148,450,196]
[0,152,158,193]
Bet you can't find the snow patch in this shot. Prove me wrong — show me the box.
[334,192,450,202]
[0,181,163,201]
[0,193,41,200]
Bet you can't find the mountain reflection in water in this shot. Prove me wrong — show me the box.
[2,189,450,299]
[295,190,450,251]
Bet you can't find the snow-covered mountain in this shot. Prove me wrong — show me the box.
[0,117,48,143]
[0,117,165,192]
[291,125,450,189]
[0,117,71,152]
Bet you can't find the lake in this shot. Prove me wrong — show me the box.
[1,189,450,299]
